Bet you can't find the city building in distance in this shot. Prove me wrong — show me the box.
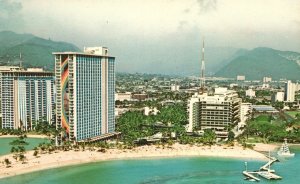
[171,84,180,91]
[263,77,272,83]
[272,91,284,102]
[0,66,54,130]
[236,75,245,81]
[245,88,256,98]
[251,105,278,113]
[187,87,241,137]
[284,80,296,102]
[115,92,132,102]
[53,47,115,142]
[240,102,252,124]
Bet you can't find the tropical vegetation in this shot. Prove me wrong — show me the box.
[240,113,300,143]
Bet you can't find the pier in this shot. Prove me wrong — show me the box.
[259,155,278,172]
[257,171,282,180]
[242,171,260,181]
[243,170,282,181]
[243,154,282,181]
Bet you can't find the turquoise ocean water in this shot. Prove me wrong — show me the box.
[1,146,300,184]
[0,137,49,156]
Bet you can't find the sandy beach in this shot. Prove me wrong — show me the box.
[253,143,279,152]
[0,134,48,139]
[0,143,273,179]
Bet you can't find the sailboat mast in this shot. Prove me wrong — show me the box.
[268,151,271,172]
[200,38,205,93]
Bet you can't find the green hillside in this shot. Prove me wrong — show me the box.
[0,31,80,70]
[215,47,300,80]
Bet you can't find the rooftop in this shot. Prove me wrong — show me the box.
[252,105,278,112]
[53,46,115,58]
[0,66,52,74]
[1,70,53,75]
[52,52,115,58]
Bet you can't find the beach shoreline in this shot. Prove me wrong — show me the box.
[252,143,279,152]
[0,143,275,179]
[0,134,48,139]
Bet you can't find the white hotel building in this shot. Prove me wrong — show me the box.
[187,88,241,134]
[0,67,54,130]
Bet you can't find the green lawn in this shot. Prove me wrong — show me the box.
[255,115,269,122]
[246,137,264,143]
[285,111,300,118]
[252,114,286,126]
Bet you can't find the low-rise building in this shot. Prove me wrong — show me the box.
[115,108,130,117]
[229,83,238,88]
[115,92,132,101]
[144,107,159,116]
[261,83,270,89]
[171,84,180,91]
[132,93,148,101]
[245,89,256,98]
[252,105,278,113]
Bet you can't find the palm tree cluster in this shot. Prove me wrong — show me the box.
[116,104,187,145]
[0,118,60,140]
[0,128,24,135]
[116,103,219,146]
[32,139,119,154]
[10,135,28,163]
[239,113,300,144]
[33,119,59,138]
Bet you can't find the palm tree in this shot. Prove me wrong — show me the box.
[33,150,39,157]
[242,109,253,140]
[167,139,174,148]
[80,143,86,151]
[202,129,216,146]
[10,146,17,154]
[227,131,235,143]
[73,144,80,151]
[4,158,11,168]
[53,128,63,146]
[46,143,54,153]
[11,146,19,161]
[19,154,26,164]
[63,140,72,151]
[18,146,26,154]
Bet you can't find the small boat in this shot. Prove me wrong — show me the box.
[277,138,295,157]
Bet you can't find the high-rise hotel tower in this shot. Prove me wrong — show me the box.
[54,47,115,142]
[0,67,54,130]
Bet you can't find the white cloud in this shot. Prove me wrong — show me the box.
[4,0,300,51]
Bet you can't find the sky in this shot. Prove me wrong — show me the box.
[0,0,300,74]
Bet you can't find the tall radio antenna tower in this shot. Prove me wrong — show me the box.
[19,52,22,69]
[200,38,205,93]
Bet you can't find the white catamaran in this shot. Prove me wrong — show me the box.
[277,138,295,157]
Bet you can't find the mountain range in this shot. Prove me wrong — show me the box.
[0,31,300,80]
[0,31,80,70]
[215,47,300,80]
